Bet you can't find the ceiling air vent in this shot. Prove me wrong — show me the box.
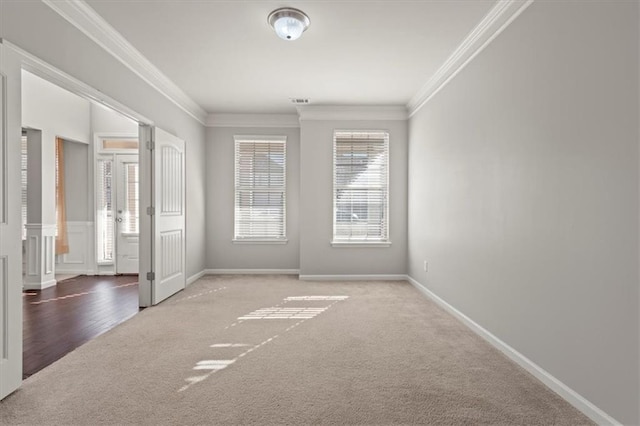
[290,98,310,105]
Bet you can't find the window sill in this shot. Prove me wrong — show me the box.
[331,241,392,248]
[232,239,288,245]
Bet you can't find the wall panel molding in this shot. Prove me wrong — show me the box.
[23,224,56,290]
[0,256,7,359]
[56,222,95,274]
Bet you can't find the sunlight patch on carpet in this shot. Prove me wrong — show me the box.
[210,343,251,348]
[284,296,349,301]
[193,360,235,370]
[178,295,350,393]
[238,307,328,320]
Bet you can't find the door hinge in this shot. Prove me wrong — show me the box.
[146,206,155,216]
[146,136,155,151]
[146,272,155,281]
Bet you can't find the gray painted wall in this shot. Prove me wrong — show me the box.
[206,126,300,270]
[2,1,207,278]
[63,140,89,222]
[299,119,407,276]
[407,1,638,423]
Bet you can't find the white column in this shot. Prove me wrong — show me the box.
[24,128,58,289]
[23,223,57,290]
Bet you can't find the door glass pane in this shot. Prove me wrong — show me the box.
[123,163,139,234]
[102,139,138,150]
[97,159,114,263]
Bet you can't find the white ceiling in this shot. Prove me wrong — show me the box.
[85,0,495,114]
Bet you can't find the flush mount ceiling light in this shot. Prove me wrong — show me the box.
[268,7,310,41]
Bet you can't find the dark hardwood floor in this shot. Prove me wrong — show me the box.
[23,275,140,379]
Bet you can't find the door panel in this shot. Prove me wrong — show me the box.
[152,128,185,304]
[115,154,139,274]
[0,42,23,399]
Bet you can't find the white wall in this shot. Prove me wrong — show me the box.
[2,1,207,279]
[299,118,407,276]
[22,70,91,225]
[206,126,300,270]
[407,1,638,424]
[91,102,138,135]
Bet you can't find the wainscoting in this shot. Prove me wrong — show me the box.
[55,221,95,275]
[24,224,56,290]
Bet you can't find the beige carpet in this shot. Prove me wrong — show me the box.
[1,275,591,425]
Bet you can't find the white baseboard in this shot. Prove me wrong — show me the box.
[55,269,95,275]
[187,270,206,285]
[205,269,300,275]
[299,274,407,281]
[23,278,57,291]
[406,275,620,426]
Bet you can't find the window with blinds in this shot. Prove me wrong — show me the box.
[21,134,27,240]
[96,159,114,263]
[234,136,287,241]
[333,130,389,243]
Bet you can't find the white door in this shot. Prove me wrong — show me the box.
[115,154,139,274]
[140,127,185,305]
[0,42,24,399]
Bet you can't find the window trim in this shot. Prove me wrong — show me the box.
[233,134,287,243]
[332,129,390,246]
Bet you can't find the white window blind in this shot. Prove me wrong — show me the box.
[234,136,286,241]
[21,135,27,240]
[333,131,389,242]
[96,159,114,263]
[123,163,139,235]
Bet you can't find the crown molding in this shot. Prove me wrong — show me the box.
[2,39,153,125]
[42,0,208,125]
[207,113,300,128]
[407,0,534,117]
[297,106,408,121]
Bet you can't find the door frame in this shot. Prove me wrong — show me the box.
[3,41,156,321]
[114,153,140,274]
[93,133,140,276]
[1,36,184,400]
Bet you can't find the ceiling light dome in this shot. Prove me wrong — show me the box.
[268,7,310,41]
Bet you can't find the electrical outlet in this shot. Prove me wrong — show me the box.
[423,260,428,272]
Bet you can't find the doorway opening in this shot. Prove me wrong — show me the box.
[2,42,187,398]
[20,71,143,378]
[95,135,140,275]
